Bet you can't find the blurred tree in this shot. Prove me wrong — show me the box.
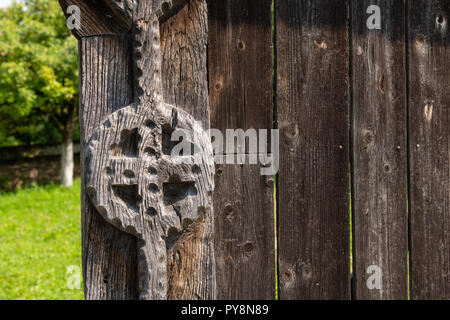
[0,0,78,186]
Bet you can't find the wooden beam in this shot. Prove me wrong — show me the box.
[352,0,408,300]
[276,0,351,299]
[208,0,276,299]
[68,0,215,299]
[408,0,450,300]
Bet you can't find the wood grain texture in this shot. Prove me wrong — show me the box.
[276,0,351,299]
[79,35,137,300]
[208,0,273,134]
[131,0,191,105]
[161,0,216,300]
[208,0,276,299]
[84,103,214,300]
[160,0,209,129]
[351,0,408,300]
[105,0,135,29]
[76,0,216,299]
[213,164,275,299]
[59,0,132,38]
[408,0,450,300]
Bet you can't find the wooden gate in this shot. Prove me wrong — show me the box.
[60,0,450,300]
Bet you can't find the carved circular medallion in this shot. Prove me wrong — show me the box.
[85,102,214,239]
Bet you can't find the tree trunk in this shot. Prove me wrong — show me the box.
[61,110,75,187]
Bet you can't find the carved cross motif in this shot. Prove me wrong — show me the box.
[84,0,214,300]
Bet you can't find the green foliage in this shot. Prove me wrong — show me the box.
[0,179,83,300]
[0,0,78,146]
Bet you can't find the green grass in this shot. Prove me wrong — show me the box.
[0,179,83,300]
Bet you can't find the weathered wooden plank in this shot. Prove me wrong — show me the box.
[208,0,276,299]
[351,0,408,299]
[276,0,351,299]
[160,0,216,300]
[408,0,450,300]
[214,164,275,299]
[78,0,215,299]
[79,35,137,300]
[208,0,273,133]
[160,0,209,129]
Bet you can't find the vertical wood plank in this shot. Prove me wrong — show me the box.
[352,0,408,299]
[214,164,275,299]
[79,35,138,300]
[208,0,274,132]
[79,1,215,299]
[160,0,216,299]
[208,0,276,299]
[276,0,351,299]
[408,0,450,300]
[161,0,210,129]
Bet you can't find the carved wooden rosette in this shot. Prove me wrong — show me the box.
[83,0,214,300]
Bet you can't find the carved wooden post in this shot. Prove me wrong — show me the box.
[59,0,215,300]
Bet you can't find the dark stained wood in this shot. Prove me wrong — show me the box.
[104,0,135,29]
[65,0,450,301]
[408,0,450,300]
[59,0,132,39]
[213,164,275,299]
[79,35,137,300]
[208,0,276,299]
[208,0,273,133]
[351,0,408,300]
[276,0,351,299]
